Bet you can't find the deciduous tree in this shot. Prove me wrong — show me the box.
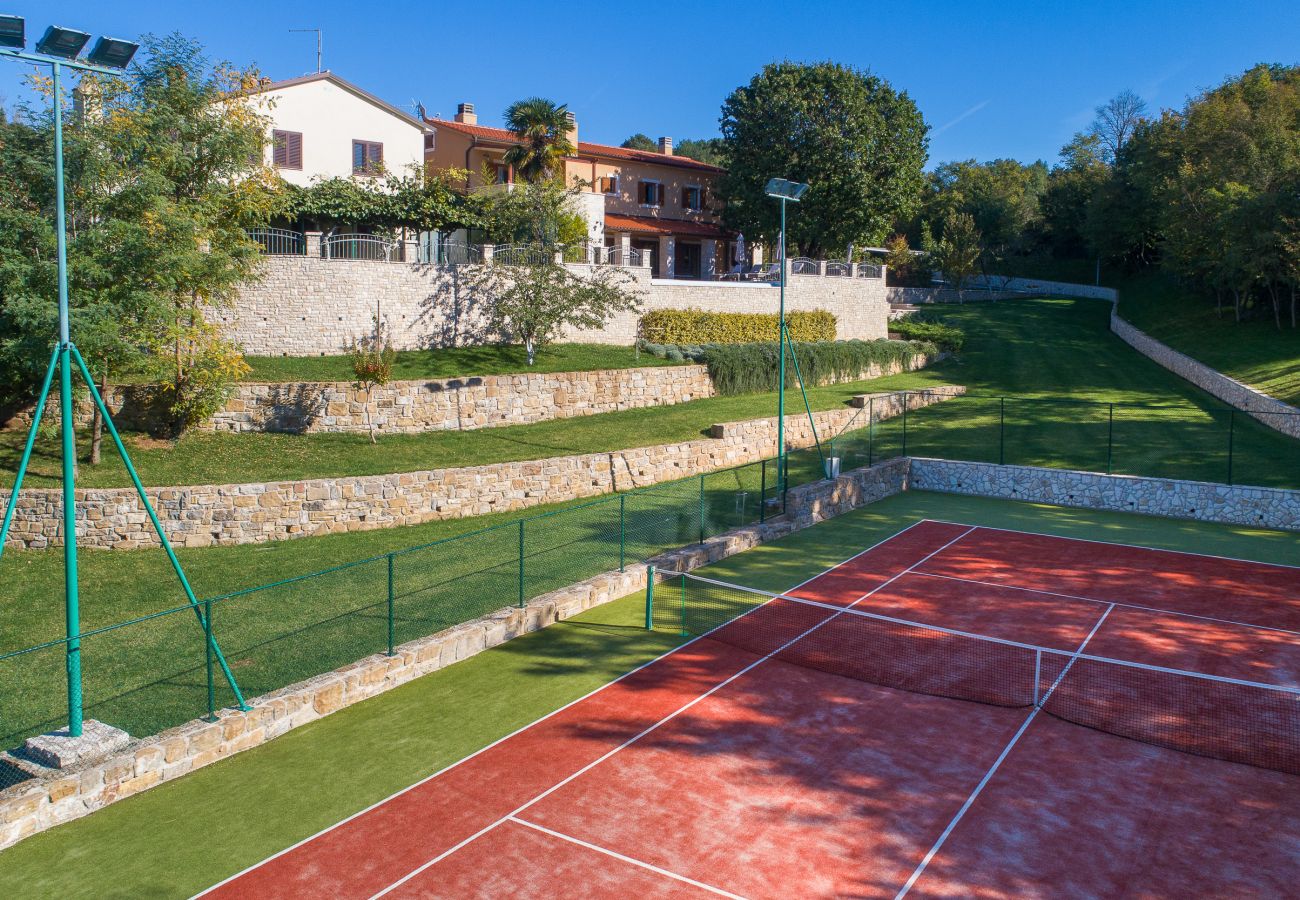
[718,62,927,257]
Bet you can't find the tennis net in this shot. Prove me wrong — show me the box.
[651,571,1300,776]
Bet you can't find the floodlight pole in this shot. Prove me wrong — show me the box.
[51,59,84,736]
[776,196,787,488]
[1,46,125,737]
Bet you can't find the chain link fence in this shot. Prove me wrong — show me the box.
[2,391,1297,751]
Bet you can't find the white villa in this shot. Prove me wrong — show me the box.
[248,71,432,185]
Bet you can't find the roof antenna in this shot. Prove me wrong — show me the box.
[290,28,322,73]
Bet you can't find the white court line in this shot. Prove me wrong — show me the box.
[921,519,1300,571]
[910,570,1300,638]
[893,603,1116,900]
[507,816,746,899]
[195,518,943,898]
[370,527,980,899]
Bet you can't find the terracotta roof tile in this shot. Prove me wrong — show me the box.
[604,213,733,239]
[426,118,724,173]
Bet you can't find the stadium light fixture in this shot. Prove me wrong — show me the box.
[35,25,90,60]
[764,177,810,202]
[87,35,138,69]
[0,14,24,49]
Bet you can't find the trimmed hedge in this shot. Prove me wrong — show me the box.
[639,338,939,396]
[639,308,836,344]
[890,317,965,352]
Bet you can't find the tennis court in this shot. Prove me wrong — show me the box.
[200,519,1300,898]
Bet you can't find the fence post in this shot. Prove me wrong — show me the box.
[999,397,1005,465]
[1227,410,1236,485]
[204,598,216,722]
[386,553,395,657]
[759,459,767,523]
[619,493,627,572]
[1106,403,1114,475]
[517,519,526,608]
[698,473,706,545]
[902,393,909,457]
[680,573,688,636]
[644,565,655,630]
[781,453,789,513]
[868,396,874,467]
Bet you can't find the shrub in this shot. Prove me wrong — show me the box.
[646,339,938,396]
[890,316,965,352]
[639,308,836,344]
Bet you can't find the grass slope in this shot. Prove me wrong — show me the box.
[6,296,1299,489]
[0,492,1295,897]
[1117,273,1300,406]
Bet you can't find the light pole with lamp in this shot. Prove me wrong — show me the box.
[0,18,251,749]
[763,177,809,491]
[0,19,140,740]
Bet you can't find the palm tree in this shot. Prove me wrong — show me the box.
[502,98,575,184]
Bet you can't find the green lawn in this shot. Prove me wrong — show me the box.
[0,459,780,750]
[0,492,1295,898]
[113,342,686,385]
[7,295,1300,489]
[1118,272,1300,406]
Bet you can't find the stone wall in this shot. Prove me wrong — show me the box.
[222,257,889,355]
[1,388,963,550]
[30,352,937,436]
[1110,310,1300,440]
[0,457,909,851]
[909,457,1300,532]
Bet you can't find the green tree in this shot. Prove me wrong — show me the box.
[923,158,1049,264]
[620,133,655,151]
[502,97,574,184]
[350,306,396,444]
[86,34,282,433]
[718,62,928,257]
[930,213,983,301]
[674,137,727,167]
[464,262,641,365]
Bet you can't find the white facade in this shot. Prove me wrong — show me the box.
[253,72,431,186]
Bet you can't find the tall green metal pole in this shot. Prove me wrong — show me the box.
[51,61,84,737]
[776,197,787,493]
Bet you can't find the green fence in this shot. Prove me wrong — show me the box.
[825,391,1300,491]
[2,389,1298,755]
[0,457,788,751]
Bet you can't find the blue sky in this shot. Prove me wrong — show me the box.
[4,1,1298,167]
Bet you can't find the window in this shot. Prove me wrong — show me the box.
[599,174,619,195]
[494,164,511,184]
[272,130,302,170]
[682,185,702,211]
[640,180,664,207]
[423,134,435,151]
[352,140,383,175]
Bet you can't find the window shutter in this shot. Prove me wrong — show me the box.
[287,132,302,169]
[657,183,665,205]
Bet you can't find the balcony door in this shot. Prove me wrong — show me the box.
[676,241,702,279]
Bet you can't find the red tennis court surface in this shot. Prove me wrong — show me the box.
[201,520,1300,899]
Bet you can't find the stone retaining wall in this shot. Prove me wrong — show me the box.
[1109,310,1300,440]
[0,457,910,851]
[1,388,963,550]
[27,352,936,436]
[909,457,1300,532]
[225,257,889,356]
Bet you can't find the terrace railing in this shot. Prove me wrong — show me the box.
[790,257,819,275]
[247,228,306,256]
[322,233,405,262]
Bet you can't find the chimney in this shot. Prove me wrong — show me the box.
[455,102,477,125]
[658,136,673,156]
[565,110,578,147]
